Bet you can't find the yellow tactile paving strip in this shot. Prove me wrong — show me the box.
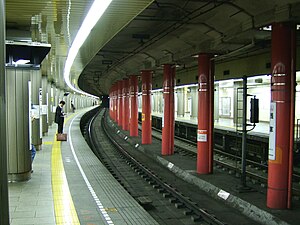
[51,114,80,225]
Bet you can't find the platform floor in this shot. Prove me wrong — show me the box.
[8,108,158,225]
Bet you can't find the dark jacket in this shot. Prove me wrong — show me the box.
[55,105,64,124]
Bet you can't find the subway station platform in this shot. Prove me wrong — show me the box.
[8,108,158,225]
[151,112,270,136]
[106,114,300,225]
[8,106,299,225]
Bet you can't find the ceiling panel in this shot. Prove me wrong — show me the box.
[5,0,300,97]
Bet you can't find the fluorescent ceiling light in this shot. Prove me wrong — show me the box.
[260,25,272,31]
[152,88,163,93]
[218,78,243,87]
[175,83,198,89]
[15,59,30,64]
[247,74,270,85]
[19,39,32,42]
[64,0,112,97]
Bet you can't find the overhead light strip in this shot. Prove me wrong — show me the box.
[64,0,113,97]
[67,0,72,46]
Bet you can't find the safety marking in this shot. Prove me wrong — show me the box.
[217,189,230,200]
[51,113,80,225]
[51,134,80,224]
[43,141,53,145]
[104,208,117,212]
[167,162,174,169]
[68,114,115,225]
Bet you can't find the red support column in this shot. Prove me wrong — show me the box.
[197,54,214,174]
[111,87,113,119]
[113,84,117,122]
[141,70,152,144]
[109,87,112,118]
[117,80,123,126]
[116,83,119,123]
[111,85,114,121]
[129,75,138,136]
[122,79,129,131]
[162,64,175,155]
[267,22,295,209]
[110,87,113,119]
[111,84,114,121]
[110,86,114,119]
[121,80,125,128]
[115,84,118,122]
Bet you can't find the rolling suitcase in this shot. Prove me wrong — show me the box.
[56,133,67,141]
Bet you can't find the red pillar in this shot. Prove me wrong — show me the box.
[117,80,123,126]
[111,86,114,120]
[110,87,113,119]
[115,84,118,122]
[122,79,130,131]
[267,22,295,209]
[113,84,117,122]
[116,83,119,123]
[109,87,112,118]
[141,70,152,144]
[112,84,115,121]
[162,64,175,155]
[121,80,125,128]
[197,54,214,174]
[129,75,138,136]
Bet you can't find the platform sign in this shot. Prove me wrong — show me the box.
[269,102,276,160]
[31,105,40,119]
[197,129,207,142]
[162,98,164,128]
[41,105,47,115]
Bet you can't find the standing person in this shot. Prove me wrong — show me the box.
[71,101,75,113]
[30,114,36,171]
[55,100,66,133]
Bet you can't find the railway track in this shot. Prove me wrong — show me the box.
[82,109,256,225]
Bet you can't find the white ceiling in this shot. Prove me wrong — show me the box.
[5,0,300,96]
